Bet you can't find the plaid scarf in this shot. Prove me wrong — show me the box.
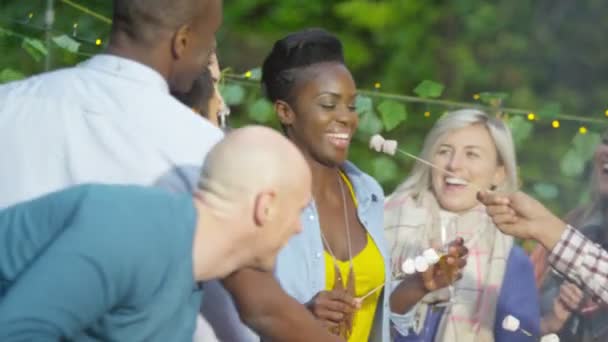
[385,189,513,342]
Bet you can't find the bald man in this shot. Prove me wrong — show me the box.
[0,126,311,341]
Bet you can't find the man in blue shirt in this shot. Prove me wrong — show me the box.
[0,126,312,341]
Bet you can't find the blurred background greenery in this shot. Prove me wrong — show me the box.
[1,0,607,223]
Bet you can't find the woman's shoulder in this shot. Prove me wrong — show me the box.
[342,161,384,199]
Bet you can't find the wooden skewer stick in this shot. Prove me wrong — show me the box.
[394,148,484,193]
[356,283,385,303]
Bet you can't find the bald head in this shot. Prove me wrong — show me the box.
[197,126,311,271]
[198,126,310,204]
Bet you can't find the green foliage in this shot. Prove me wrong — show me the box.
[560,149,586,177]
[1,0,605,216]
[52,35,80,53]
[572,132,601,160]
[372,156,399,183]
[248,98,274,123]
[245,67,262,81]
[533,182,559,200]
[357,111,383,137]
[537,103,561,119]
[0,68,25,83]
[356,95,373,114]
[413,80,445,98]
[377,100,408,131]
[506,116,533,147]
[479,92,509,107]
[220,84,246,106]
[334,1,399,30]
[21,38,47,62]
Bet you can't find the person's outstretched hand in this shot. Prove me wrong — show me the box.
[477,191,566,248]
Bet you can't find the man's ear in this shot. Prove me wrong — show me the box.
[253,190,277,226]
[171,24,191,59]
[275,100,295,126]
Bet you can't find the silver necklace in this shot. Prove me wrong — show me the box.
[319,170,354,279]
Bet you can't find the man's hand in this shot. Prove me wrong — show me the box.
[477,191,567,249]
[542,282,583,333]
[421,237,468,292]
[306,290,358,328]
[558,282,584,313]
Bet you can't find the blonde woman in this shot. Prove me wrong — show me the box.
[385,109,540,341]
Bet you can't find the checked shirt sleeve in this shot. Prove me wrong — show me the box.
[548,225,608,304]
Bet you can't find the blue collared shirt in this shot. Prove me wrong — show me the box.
[202,161,391,342]
[0,54,223,207]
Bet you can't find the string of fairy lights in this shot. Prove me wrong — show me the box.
[229,74,607,133]
[2,2,608,134]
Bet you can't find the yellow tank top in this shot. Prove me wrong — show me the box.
[324,172,385,342]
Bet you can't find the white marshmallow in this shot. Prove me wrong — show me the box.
[369,134,385,152]
[401,258,416,274]
[501,315,520,332]
[414,255,429,273]
[423,248,441,265]
[382,140,398,156]
[540,334,559,342]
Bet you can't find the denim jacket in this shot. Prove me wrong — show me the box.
[275,161,391,341]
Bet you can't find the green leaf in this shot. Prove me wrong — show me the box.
[413,80,445,98]
[52,35,81,53]
[372,156,399,183]
[507,115,533,146]
[334,2,399,30]
[537,102,561,119]
[572,132,600,160]
[248,98,274,123]
[0,27,13,37]
[0,68,25,83]
[21,38,48,62]
[357,111,383,136]
[478,92,509,107]
[377,100,407,131]
[355,95,374,115]
[533,182,559,200]
[560,149,585,177]
[220,84,245,106]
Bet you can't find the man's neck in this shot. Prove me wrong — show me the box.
[105,32,170,81]
[190,194,252,282]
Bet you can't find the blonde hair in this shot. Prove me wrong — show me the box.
[396,109,518,198]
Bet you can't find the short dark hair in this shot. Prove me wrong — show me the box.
[261,28,345,104]
[172,68,214,118]
[112,0,205,45]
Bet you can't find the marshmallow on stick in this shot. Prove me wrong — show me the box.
[502,315,533,337]
[401,258,416,274]
[369,134,397,155]
[423,248,441,265]
[414,256,429,273]
[368,134,484,192]
[540,334,559,342]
